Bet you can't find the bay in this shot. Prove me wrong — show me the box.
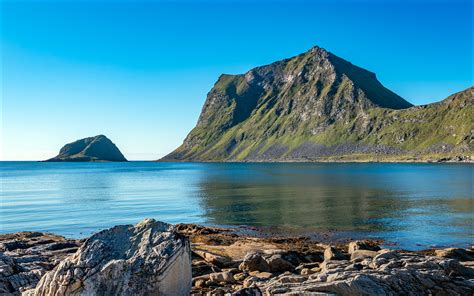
[1,161,472,250]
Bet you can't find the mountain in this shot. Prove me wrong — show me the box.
[163,46,473,162]
[46,135,127,162]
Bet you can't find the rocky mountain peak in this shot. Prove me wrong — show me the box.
[162,47,472,162]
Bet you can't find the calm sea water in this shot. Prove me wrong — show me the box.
[1,161,472,250]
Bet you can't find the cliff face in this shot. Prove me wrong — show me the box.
[163,46,472,162]
[46,135,127,162]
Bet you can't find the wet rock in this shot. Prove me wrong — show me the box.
[239,252,270,272]
[32,219,192,296]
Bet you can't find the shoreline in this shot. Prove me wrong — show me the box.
[2,221,473,295]
[2,221,470,252]
[157,157,474,164]
[2,157,473,163]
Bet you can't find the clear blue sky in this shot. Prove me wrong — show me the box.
[1,0,472,160]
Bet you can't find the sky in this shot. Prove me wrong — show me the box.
[1,0,472,160]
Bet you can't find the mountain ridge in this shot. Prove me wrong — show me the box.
[162,46,472,162]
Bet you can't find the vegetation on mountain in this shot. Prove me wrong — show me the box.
[163,46,473,162]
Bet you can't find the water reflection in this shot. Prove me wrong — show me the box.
[197,168,405,231]
[195,163,473,249]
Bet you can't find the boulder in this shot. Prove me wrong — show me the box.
[209,271,236,284]
[435,248,474,261]
[439,259,474,277]
[265,254,294,272]
[193,249,231,267]
[192,259,219,276]
[324,246,348,261]
[350,250,378,261]
[347,241,381,254]
[239,252,270,272]
[31,219,191,296]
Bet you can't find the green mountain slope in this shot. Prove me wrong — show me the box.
[46,135,127,162]
[163,46,473,162]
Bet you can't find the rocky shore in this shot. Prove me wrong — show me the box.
[1,219,473,295]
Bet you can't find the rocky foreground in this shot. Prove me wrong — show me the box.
[1,220,473,295]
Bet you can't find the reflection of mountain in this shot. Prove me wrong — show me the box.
[194,163,473,249]
[196,168,405,233]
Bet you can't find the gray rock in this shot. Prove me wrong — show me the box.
[193,249,231,267]
[232,287,263,295]
[239,252,270,272]
[266,254,294,272]
[350,250,378,261]
[209,271,236,284]
[324,246,348,261]
[0,232,80,295]
[435,248,474,261]
[31,219,191,296]
[439,259,474,278]
[261,251,474,295]
[347,241,380,254]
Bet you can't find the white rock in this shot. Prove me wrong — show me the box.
[30,219,191,296]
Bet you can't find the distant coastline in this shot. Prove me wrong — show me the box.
[157,155,473,163]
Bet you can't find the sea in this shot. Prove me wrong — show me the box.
[1,161,472,250]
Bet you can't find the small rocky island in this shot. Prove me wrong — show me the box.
[1,219,473,295]
[45,135,127,162]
